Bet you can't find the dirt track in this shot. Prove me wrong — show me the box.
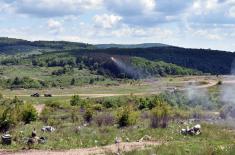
[2,141,162,155]
[5,80,220,98]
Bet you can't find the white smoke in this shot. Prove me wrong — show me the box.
[185,82,212,109]
[111,57,142,78]
[219,59,235,119]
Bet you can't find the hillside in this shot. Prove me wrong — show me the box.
[68,47,234,75]
[0,37,234,75]
[0,37,93,54]
[0,50,201,89]
[0,37,170,54]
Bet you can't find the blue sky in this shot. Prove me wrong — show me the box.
[1,0,235,51]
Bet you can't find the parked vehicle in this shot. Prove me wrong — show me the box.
[44,94,52,97]
[31,93,40,97]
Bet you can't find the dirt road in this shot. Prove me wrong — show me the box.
[2,141,162,155]
[4,80,220,99]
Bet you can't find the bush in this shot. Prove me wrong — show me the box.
[102,100,115,109]
[83,109,93,123]
[117,106,138,127]
[217,80,222,85]
[21,103,38,124]
[71,78,76,85]
[150,99,171,128]
[70,95,89,108]
[70,95,81,106]
[92,104,103,111]
[138,98,149,110]
[0,100,37,131]
[0,108,16,132]
[11,76,42,89]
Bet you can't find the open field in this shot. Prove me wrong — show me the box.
[1,75,220,99]
[0,75,235,155]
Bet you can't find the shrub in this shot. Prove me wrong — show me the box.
[11,77,42,89]
[217,80,222,85]
[89,79,94,84]
[0,98,37,131]
[46,101,69,109]
[102,100,115,109]
[70,95,89,108]
[92,104,103,111]
[70,95,81,106]
[0,108,16,132]
[150,99,171,128]
[70,78,76,85]
[83,109,93,123]
[117,106,138,127]
[138,98,148,110]
[21,103,38,124]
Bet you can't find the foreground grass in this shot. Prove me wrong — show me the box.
[121,142,235,155]
[1,120,235,153]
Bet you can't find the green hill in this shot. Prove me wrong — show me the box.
[0,37,234,75]
[0,37,93,54]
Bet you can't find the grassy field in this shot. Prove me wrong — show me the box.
[2,116,235,154]
[0,75,234,155]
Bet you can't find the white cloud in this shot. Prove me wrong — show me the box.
[229,6,235,17]
[93,14,122,29]
[104,0,193,26]
[105,0,156,16]
[192,0,220,15]
[111,25,173,39]
[2,0,103,17]
[0,1,15,14]
[1,0,235,51]
[47,19,63,34]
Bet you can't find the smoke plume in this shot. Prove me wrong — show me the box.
[110,57,142,79]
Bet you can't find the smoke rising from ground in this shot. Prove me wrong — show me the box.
[111,56,235,119]
[110,57,143,79]
[185,82,212,109]
[219,59,235,119]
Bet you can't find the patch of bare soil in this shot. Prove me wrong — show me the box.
[2,141,162,155]
[33,104,45,115]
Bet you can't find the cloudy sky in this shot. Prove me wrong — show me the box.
[1,0,235,51]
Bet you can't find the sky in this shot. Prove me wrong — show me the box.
[1,0,235,51]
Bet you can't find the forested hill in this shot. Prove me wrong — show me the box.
[0,37,235,75]
[0,37,93,54]
[68,47,235,75]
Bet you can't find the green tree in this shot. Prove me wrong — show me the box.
[12,77,20,85]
